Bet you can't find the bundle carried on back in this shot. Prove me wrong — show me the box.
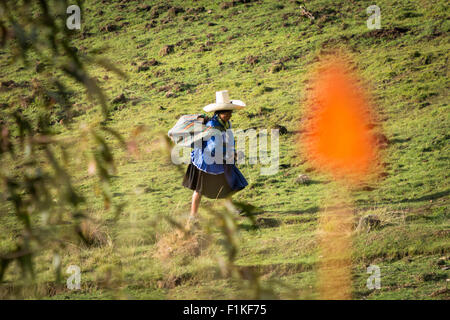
[168,114,212,148]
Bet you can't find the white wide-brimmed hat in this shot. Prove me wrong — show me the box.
[203,90,246,112]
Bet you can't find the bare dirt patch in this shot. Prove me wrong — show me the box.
[154,229,211,262]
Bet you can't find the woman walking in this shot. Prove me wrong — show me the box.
[182,90,248,229]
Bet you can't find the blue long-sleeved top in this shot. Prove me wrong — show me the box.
[191,114,248,190]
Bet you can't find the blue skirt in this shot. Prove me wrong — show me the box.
[223,164,248,191]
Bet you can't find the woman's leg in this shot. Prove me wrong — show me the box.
[191,190,202,217]
[186,191,202,230]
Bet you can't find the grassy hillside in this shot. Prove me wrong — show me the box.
[0,0,448,299]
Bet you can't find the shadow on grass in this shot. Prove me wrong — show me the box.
[355,189,449,208]
[240,217,281,231]
[239,207,320,231]
[390,138,411,144]
[252,206,320,216]
[399,189,450,203]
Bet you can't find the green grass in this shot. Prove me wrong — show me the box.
[0,0,449,299]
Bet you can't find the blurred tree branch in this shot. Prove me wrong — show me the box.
[0,0,129,284]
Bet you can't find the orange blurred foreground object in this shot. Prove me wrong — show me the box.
[300,54,381,299]
[302,56,378,182]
